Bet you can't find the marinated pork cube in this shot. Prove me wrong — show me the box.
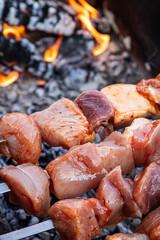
[133,162,160,215]
[75,89,114,132]
[0,113,42,164]
[46,143,106,199]
[136,206,160,240]
[101,84,157,128]
[0,163,50,217]
[49,198,108,240]
[96,131,134,174]
[124,118,160,166]
[31,98,95,149]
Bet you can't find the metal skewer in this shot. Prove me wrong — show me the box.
[0,182,10,194]
[0,182,54,239]
[0,219,54,240]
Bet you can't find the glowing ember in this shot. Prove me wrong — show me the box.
[68,0,110,56]
[44,36,63,62]
[3,24,25,40]
[0,71,19,87]
[37,80,46,86]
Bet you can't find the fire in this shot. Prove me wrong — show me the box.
[44,36,63,62]
[68,0,110,56]
[0,71,19,87]
[3,24,25,40]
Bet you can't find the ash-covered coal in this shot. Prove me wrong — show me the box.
[0,0,77,36]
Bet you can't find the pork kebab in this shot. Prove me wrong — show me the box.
[1,117,160,200]
[106,206,160,240]
[46,117,160,199]
[48,162,160,239]
[0,74,160,164]
[0,162,160,239]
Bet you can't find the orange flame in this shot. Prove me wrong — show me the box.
[0,71,19,87]
[3,24,25,40]
[68,0,110,56]
[44,36,63,62]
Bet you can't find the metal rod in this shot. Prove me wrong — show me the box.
[0,220,54,240]
[0,182,10,194]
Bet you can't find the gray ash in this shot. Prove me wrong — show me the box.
[0,0,149,239]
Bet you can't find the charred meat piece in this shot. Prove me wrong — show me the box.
[124,118,160,166]
[133,162,160,215]
[101,84,157,128]
[31,98,95,149]
[0,163,50,217]
[136,206,160,240]
[74,89,114,132]
[96,131,134,174]
[49,198,109,240]
[106,233,150,240]
[46,143,106,199]
[0,113,42,165]
[137,74,160,104]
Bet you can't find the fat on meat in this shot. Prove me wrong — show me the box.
[101,84,157,128]
[106,233,150,240]
[49,198,109,240]
[133,162,160,215]
[46,143,107,199]
[0,163,50,217]
[74,89,114,132]
[136,206,160,240]
[31,98,95,149]
[96,131,134,175]
[0,113,42,165]
[124,118,160,166]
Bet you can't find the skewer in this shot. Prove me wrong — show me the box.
[0,219,54,240]
[0,183,54,239]
[0,182,10,194]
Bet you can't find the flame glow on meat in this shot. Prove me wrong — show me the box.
[44,35,63,62]
[68,0,110,56]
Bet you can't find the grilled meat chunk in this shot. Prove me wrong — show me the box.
[106,233,150,240]
[46,131,135,199]
[49,198,109,240]
[137,74,160,104]
[74,89,114,132]
[136,207,160,240]
[96,167,141,228]
[0,163,50,217]
[0,113,42,164]
[31,98,94,149]
[49,163,160,240]
[96,131,134,174]
[133,162,160,215]
[46,143,106,199]
[124,118,160,166]
[101,84,157,128]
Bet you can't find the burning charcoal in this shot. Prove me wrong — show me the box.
[0,34,55,80]
[0,0,77,36]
